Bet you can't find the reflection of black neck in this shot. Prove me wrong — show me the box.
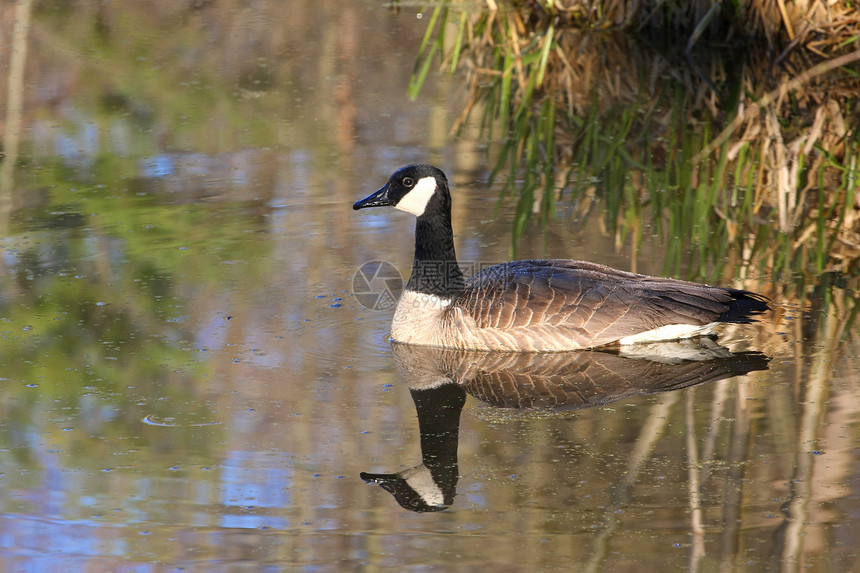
[412,383,466,499]
[408,206,465,299]
[361,382,466,512]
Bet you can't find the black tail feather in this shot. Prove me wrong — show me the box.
[718,290,770,324]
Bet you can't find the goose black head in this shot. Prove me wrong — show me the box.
[353,164,449,217]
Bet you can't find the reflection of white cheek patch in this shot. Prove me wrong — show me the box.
[402,465,445,506]
[394,176,437,216]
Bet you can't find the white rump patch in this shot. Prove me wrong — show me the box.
[394,176,437,216]
[617,322,719,345]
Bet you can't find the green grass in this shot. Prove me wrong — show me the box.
[407,1,860,282]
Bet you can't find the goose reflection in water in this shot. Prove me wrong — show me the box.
[361,339,769,512]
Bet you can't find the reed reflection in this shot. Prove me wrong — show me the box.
[362,339,769,512]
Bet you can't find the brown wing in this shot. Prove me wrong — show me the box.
[453,260,760,349]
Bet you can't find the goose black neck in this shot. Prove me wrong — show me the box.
[408,207,465,299]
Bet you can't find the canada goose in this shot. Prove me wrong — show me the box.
[353,164,769,352]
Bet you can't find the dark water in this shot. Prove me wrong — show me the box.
[0,1,858,571]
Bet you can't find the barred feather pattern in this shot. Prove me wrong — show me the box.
[391,259,768,352]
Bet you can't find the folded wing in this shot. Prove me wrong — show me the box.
[452,260,767,349]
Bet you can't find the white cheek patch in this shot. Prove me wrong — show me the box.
[394,176,437,216]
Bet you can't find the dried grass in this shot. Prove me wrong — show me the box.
[412,0,860,275]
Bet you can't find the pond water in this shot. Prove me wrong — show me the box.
[1,1,858,571]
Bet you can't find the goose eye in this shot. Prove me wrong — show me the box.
[402,177,414,187]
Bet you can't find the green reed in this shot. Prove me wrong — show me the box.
[407,1,860,283]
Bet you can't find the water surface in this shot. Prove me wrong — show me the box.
[0,1,858,571]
